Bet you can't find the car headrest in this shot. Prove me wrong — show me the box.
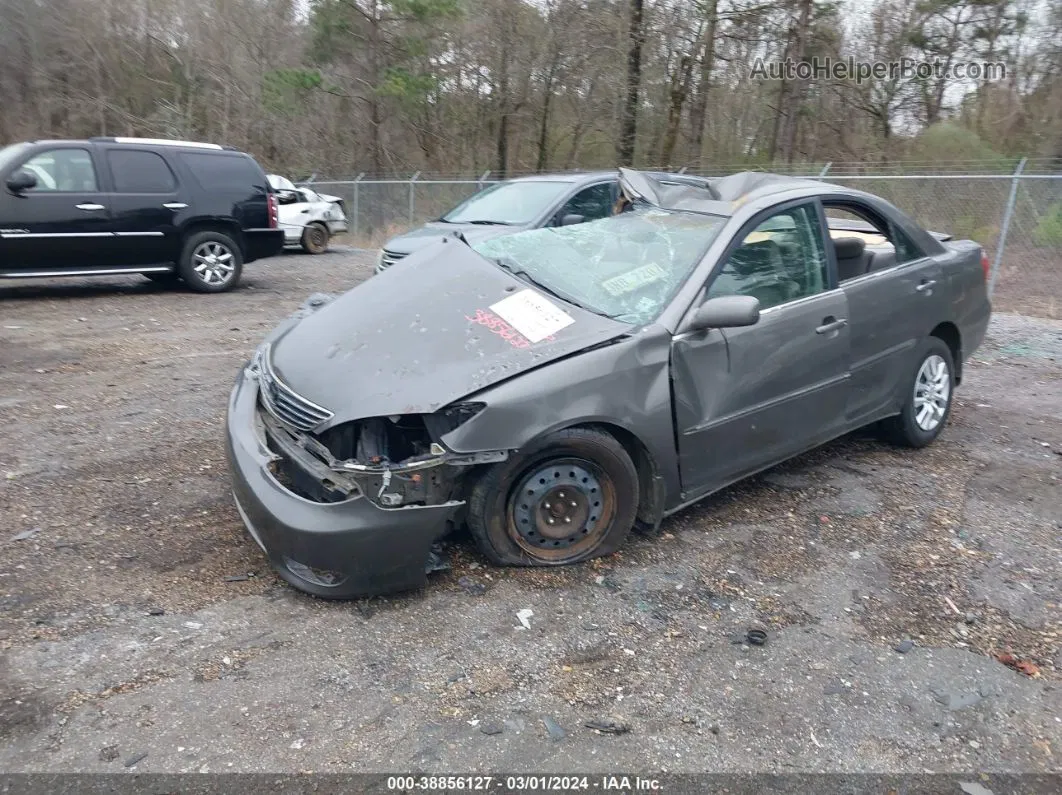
[833,236,866,260]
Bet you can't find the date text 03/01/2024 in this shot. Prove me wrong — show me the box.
[385,775,664,792]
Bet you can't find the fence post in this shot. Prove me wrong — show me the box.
[478,170,491,191]
[352,173,364,239]
[818,162,832,178]
[408,171,420,225]
[989,157,1027,297]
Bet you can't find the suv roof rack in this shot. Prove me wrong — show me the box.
[90,137,234,151]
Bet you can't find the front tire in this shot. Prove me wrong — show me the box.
[880,337,955,448]
[300,222,330,255]
[467,427,639,567]
[178,231,243,293]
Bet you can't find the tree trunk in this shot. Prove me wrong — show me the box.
[536,63,557,172]
[687,0,718,165]
[777,0,813,164]
[660,54,694,166]
[617,0,644,166]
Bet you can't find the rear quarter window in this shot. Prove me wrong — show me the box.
[107,149,177,193]
[179,152,268,192]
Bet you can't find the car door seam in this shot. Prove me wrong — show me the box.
[683,372,851,435]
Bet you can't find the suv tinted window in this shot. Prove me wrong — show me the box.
[180,152,266,191]
[707,202,828,310]
[22,148,98,192]
[108,149,176,193]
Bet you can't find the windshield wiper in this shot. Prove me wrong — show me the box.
[463,219,515,226]
[490,257,613,319]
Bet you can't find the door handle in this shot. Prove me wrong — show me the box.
[163,202,188,210]
[75,203,105,211]
[815,317,848,335]
[916,279,937,293]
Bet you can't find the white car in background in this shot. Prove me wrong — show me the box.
[267,174,349,254]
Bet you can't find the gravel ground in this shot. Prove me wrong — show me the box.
[0,249,1060,775]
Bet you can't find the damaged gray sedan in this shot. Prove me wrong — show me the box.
[225,168,991,598]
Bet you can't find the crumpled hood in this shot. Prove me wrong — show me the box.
[383,221,519,255]
[269,240,629,426]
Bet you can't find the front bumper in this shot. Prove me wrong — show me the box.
[225,366,463,598]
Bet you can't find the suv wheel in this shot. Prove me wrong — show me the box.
[178,231,243,292]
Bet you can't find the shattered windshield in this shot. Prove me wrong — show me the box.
[442,180,571,225]
[472,207,727,325]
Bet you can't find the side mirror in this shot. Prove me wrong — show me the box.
[558,213,585,227]
[688,295,761,330]
[6,169,37,193]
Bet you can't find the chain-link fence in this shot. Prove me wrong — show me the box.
[306,162,1062,319]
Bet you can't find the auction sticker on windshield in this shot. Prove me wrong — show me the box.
[490,289,575,343]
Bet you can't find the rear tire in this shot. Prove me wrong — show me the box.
[467,427,639,567]
[300,222,330,255]
[178,231,243,293]
[879,336,955,448]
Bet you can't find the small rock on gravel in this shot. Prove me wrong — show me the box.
[99,745,119,762]
[457,576,487,595]
[894,639,915,654]
[542,716,566,741]
[479,723,503,736]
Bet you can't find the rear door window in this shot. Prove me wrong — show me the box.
[107,150,177,193]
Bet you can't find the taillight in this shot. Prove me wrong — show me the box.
[268,194,278,228]
[980,251,990,282]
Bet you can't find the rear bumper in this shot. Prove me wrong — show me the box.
[244,229,285,263]
[327,219,348,235]
[224,366,462,599]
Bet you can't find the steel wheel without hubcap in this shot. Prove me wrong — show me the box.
[192,241,236,285]
[302,223,329,254]
[913,354,950,431]
[508,458,616,563]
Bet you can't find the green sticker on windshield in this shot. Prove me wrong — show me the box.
[601,262,667,296]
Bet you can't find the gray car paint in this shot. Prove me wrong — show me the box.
[233,169,991,593]
[269,238,632,425]
[379,173,617,260]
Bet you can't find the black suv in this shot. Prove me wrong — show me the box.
[0,137,284,292]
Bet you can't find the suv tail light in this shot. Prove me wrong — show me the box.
[980,251,990,282]
[268,193,279,228]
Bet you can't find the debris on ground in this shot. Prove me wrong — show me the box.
[894,639,915,654]
[457,576,487,596]
[746,628,768,646]
[542,716,566,741]
[425,547,451,573]
[9,528,41,542]
[995,651,1041,677]
[123,752,148,768]
[479,723,503,736]
[585,719,631,735]
[516,609,533,629]
[222,574,253,583]
[99,745,119,762]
